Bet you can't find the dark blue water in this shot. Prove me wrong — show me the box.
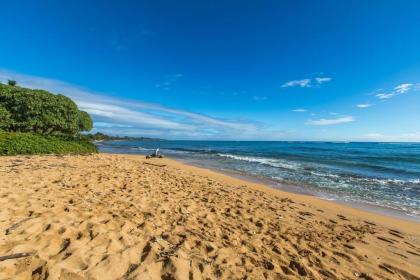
[97,140,420,218]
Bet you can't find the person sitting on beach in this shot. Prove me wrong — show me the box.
[146,148,163,159]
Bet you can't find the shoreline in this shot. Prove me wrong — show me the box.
[158,155,420,232]
[200,164,420,222]
[1,153,419,279]
[179,158,420,223]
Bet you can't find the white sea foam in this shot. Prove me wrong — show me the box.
[310,171,340,179]
[409,179,420,184]
[217,154,299,170]
[358,177,420,186]
[311,173,419,186]
[131,146,155,151]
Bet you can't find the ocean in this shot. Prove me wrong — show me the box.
[97,140,420,220]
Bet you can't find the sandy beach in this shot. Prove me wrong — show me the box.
[0,153,419,280]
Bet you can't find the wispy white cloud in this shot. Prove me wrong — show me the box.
[376,92,395,99]
[94,122,133,128]
[292,108,307,112]
[306,116,354,126]
[282,77,331,88]
[356,104,372,108]
[315,77,332,84]
[76,101,194,131]
[155,73,183,91]
[281,79,311,88]
[0,69,290,140]
[394,83,412,94]
[375,82,416,100]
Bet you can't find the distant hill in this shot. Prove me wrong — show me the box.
[83,132,164,142]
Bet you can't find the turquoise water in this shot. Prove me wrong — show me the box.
[97,141,420,218]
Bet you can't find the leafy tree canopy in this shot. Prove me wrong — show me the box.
[0,83,93,136]
[0,104,12,130]
[7,80,17,86]
[78,111,93,132]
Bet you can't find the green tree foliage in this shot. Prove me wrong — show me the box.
[0,83,97,155]
[0,132,97,155]
[0,83,93,135]
[7,80,17,86]
[78,110,93,132]
[0,104,12,130]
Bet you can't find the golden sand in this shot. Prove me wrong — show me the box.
[0,154,419,279]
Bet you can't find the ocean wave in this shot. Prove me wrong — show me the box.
[328,160,420,176]
[217,154,300,170]
[130,146,156,151]
[360,155,420,164]
[310,171,340,178]
[167,147,216,154]
[160,148,194,155]
[309,170,420,187]
[351,177,420,187]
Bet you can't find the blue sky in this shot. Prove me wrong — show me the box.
[1,0,420,141]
